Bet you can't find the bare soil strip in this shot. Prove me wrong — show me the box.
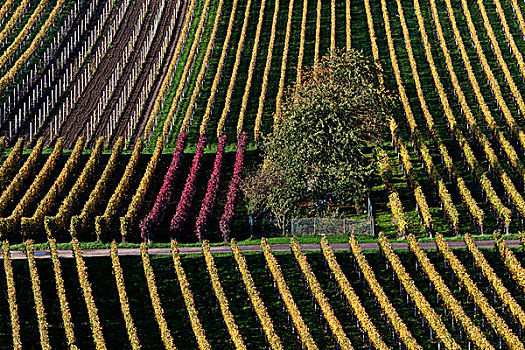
[88,0,188,148]
[58,0,149,148]
[111,0,189,148]
[15,0,113,146]
[82,0,162,148]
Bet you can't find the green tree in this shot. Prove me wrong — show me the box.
[243,49,396,233]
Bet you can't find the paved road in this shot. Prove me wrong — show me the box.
[1,239,520,260]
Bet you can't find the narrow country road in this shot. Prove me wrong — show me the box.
[0,239,520,260]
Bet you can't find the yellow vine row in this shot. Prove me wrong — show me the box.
[171,240,211,350]
[9,139,62,227]
[140,243,176,349]
[233,0,266,136]
[0,138,43,216]
[390,0,494,233]
[0,0,16,32]
[260,238,318,350]
[464,233,525,331]
[345,0,350,49]
[510,0,525,37]
[25,240,51,350]
[439,0,525,153]
[254,0,280,141]
[436,234,524,350]
[0,0,30,49]
[290,238,353,349]
[143,0,197,140]
[215,0,253,136]
[363,0,379,61]
[494,232,525,297]
[314,0,320,67]
[0,139,61,238]
[75,137,124,231]
[44,138,103,236]
[231,240,283,349]
[2,241,21,349]
[161,0,212,139]
[49,238,77,348]
[95,140,143,238]
[473,0,525,118]
[110,242,140,349]
[491,0,525,80]
[202,241,246,349]
[71,238,106,350]
[162,0,210,139]
[295,0,308,85]
[388,192,407,237]
[407,234,493,349]
[430,0,525,172]
[20,137,83,237]
[0,138,22,188]
[0,0,41,68]
[0,0,68,91]
[121,137,163,237]
[349,235,421,349]
[423,0,512,230]
[330,0,335,52]
[179,0,227,134]
[274,0,295,121]
[320,237,388,350]
[378,233,460,349]
[388,129,432,233]
[200,0,247,134]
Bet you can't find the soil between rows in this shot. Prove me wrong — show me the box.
[44,0,188,149]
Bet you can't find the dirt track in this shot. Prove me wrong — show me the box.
[1,239,517,259]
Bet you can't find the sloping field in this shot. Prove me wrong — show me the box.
[2,0,525,348]
[0,0,524,246]
[0,235,523,348]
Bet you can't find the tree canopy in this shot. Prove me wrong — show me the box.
[243,49,397,231]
